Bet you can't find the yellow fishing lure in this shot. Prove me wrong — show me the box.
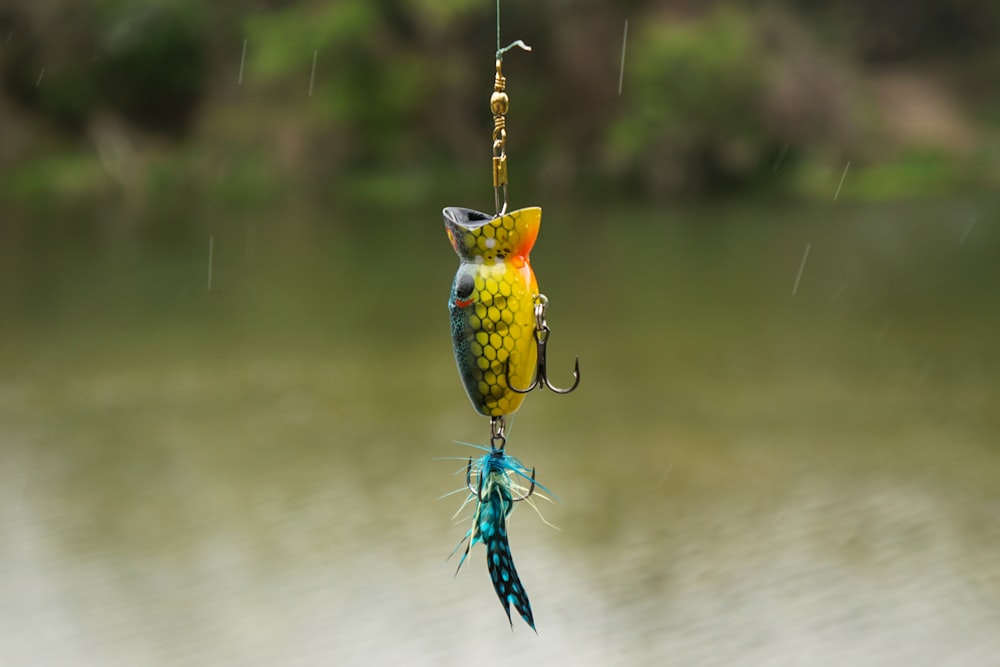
[440,24,579,632]
[444,206,540,417]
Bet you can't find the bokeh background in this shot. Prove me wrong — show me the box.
[1,1,998,665]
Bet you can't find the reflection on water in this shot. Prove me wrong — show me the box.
[1,199,998,665]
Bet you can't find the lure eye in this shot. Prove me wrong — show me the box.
[454,273,475,308]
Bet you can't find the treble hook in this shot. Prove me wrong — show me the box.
[507,294,581,394]
[512,467,536,502]
[466,457,481,496]
[466,457,536,502]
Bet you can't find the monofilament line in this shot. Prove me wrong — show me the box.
[658,461,672,488]
[792,242,811,296]
[772,144,789,171]
[309,50,317,96]
[618,19,629,96]
[207,236,214,291]
[959,216,977,244]
[831,281,848,303]
[238,39,247,84]
[36,68,45,86]
[834,161,850,201]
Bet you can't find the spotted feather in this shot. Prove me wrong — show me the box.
[452,449,538,631]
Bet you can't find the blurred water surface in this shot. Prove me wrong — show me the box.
[1,197,998,666]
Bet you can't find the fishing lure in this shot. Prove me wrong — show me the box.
[441,26,579,631]
[450,429,540,629]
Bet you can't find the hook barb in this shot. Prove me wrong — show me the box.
[506,354,537,394]
[466,457,477,496]
[468,456,536,502]
[506,333,581,395]
[544,354,581,394]
[512,467,536,502]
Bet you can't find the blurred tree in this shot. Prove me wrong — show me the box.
[606,4,864,194]
[0,0,208,138]
[0,3,99,133]
[1,0,996,199]
[97,1,208,136]
[786,0,1000,62]
[608,7,770,192]
[244,0,487,172]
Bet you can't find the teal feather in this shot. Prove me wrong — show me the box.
[452,449,538,631]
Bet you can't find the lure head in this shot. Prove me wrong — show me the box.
[443,206,539,265]
[444,207,541,417]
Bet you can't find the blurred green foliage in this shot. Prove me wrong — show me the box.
[99,1,207,134]
[1,0,998,202]
[788,0,1000,61]
[609,8,769,191]
[239,0,489,173]
[0,0,206,134]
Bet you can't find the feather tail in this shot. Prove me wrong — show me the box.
[481,479,535,630]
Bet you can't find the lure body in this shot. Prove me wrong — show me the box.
[444,206,540,417]
[454,450,536,630]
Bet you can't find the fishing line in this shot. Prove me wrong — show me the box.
[495,0,531,61]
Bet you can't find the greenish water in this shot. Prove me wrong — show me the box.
[2,198,998,665]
